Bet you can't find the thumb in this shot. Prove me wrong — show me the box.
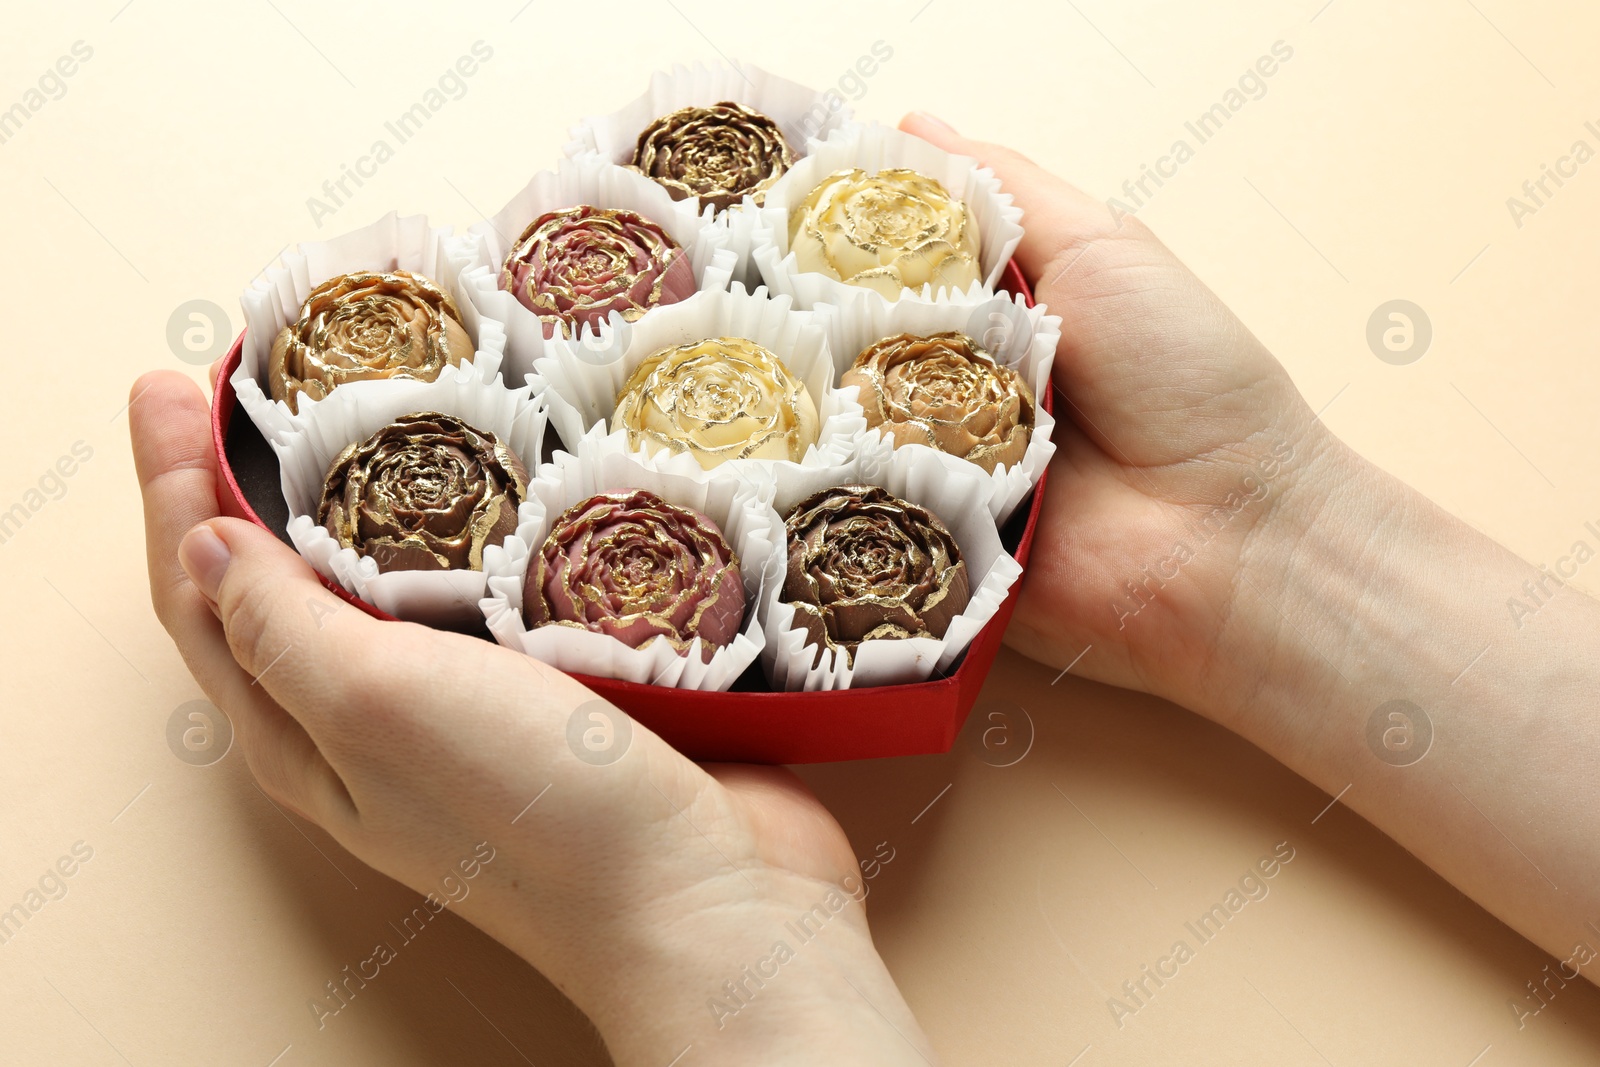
[178,517,397,729]
[898,111,1304,468]
[899,111,1135,285]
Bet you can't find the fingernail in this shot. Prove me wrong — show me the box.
[179,524,231,601]
[912,111,957,134]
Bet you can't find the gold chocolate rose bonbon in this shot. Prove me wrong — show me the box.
[612,337,820,468]
[499,205,696,337]
[318,412,529,572]
[525,489,745,661]
[844,331,1034,473]
[789,168,981,298]
[780,484,971,666]
[269,270,473,413]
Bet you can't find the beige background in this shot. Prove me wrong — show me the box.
[2,0,1598,1063]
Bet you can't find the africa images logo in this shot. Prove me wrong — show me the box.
[1364,700,1432,768]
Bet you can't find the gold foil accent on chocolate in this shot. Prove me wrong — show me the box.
[525,489,745,660]
[781,484,970,666]
[612,336,820,468]
[789,168,981,298]
[629,102,796,212]
[269,270,472,414]
[499,205,694,337]
[318,412,528,572]
[844,331,1033,473]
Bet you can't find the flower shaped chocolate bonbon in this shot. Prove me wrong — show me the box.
[781,485,970,665]
[789,168,981,298]
[525,489,745,661]
[318,412,529,572]
[844,331,1034,473]
[499,205,696,337]
[630,101,796,212]
[612,337,819,468]
[269,270,473,413]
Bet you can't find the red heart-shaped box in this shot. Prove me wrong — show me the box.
[211,263,1048,764]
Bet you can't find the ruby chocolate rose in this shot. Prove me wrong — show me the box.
[318,412,529,572]
[525,489,745,660]
[781,485,970,665]
[499,205,696,337]
[269,270,473,414]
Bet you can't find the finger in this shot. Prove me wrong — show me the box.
[130,371,223,621]
[897,112,1301,466]
[182,517,409,732]
[131,375,354,825]
[898,112,1148,285]
[183,515,693,823]
[209,359,221,391]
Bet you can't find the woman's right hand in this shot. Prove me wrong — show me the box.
[898,112,1342,717]
[905,110,1600,984]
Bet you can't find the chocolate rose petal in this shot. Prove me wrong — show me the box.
[630,102,796,212]
[859,620,921,644]
[526,489,744,661]
[790,169,982,297]
[270,271,472,414]
[318,413,528,572]
[613,337,819,469]
[697,565,747,649]
[843,331,1034,474]
[529,533,576,627]
[919,564,969,635]
[781,485,970,666]
[500,205,693,338]
[827,598,920,645]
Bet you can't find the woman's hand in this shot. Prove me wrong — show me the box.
[898,114,1341,716]
[903,112,1600,986]
[131,369,933,1066]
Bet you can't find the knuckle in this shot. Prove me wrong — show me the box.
[1113,212,1157,243]
[144,439,215,486]
[149,572,182,633]
[987,142,1036,170]
[218,575,283,677]
[149,567,213,640]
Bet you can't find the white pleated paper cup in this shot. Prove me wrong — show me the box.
[233,211,507,445]
[480,430,783,692]
[750,123,1025,314]
[532,285,867,491]
[564,60,856,286]
[758,445,1021,692]
[811,290,1060,524]
[454,155,738,388]
[272,364,547,630]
